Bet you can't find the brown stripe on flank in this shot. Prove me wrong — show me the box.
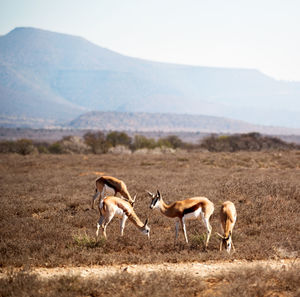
[183,202,202,216]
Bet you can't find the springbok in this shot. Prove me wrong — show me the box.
[147,190,214,248]
[217,201,237,253]
[91,175,135,210]
[96,196,150,239]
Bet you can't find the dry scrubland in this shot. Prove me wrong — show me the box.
[1,151,300,296]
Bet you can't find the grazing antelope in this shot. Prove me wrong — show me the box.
[91,175,135,210]
[96,196,150,239]
[147,190,214,248]
[217,201,237,253]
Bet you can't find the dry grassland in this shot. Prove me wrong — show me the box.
[0,151,299,296]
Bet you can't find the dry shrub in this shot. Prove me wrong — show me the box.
[201,133,299,152]
[108,145,132,154]
[0,139,37,155]
[58,136,90,154]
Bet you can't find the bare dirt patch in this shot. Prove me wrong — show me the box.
[1,260,299,297]
[15,259,297,280]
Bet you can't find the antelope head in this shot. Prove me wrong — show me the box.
[142,218,150,239]
[217,231,232,253]
[147,190,161,209]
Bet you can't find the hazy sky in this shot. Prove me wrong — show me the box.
[1,0,299,81]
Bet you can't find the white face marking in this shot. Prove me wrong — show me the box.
[226,239,232,253]
[142,225,150,234]
[151,198,160,209]
[183,207,202,220]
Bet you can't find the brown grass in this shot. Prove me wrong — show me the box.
[1,264,299,297]
[0,151,299,268]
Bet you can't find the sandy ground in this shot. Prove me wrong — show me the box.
[1,259,298,280]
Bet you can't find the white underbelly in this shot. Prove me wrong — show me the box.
[103,184,115,195]
[233,215,237,225]
[183,207,202,220]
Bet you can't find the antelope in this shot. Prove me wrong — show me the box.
[217,201,237,253]
[91,175,135,210]
[147,190,214,248]
[96,196,150,239]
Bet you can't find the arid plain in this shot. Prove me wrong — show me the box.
[1,151,299,296]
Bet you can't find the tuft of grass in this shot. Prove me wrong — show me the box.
[176,157,189,162]
[189,233,206,249]
[73,232,105,249]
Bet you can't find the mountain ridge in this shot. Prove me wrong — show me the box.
[67,111,300,135]
[1,27,300,129]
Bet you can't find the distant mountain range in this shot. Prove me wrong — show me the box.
[67,111,300,135]
[1,27,300,132]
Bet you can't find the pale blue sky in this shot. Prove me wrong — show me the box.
[1,0,299,81]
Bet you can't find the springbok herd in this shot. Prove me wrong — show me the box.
[92,175,237,253]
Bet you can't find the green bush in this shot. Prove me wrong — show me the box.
[48,142,64,154]
[106,131,132,147]
[15,139,36,155]
[0,139,40,154]
[131,135,156,150]
[36,145,49,154]
[200,132,299,152]
[0,140,16,153]
[83,131,109,154]
[157,135,184,149]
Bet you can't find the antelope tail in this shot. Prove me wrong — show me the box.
[91,189,100,209]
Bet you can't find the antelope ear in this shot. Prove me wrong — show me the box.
[146,190,153,197]
[157,190,161,197]
[144,218,149,226]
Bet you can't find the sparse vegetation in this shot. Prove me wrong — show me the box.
[0,150,299,296]
[0,151,299,268]
[73,231,105,249]
[200,132,299,152]
[131,134,157,150]
[48,141,64,154]
[83,131,109,154]
[0,139,37,155]
[106,131,132,147]
[1,264,299,297]
[0,131,298,155]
